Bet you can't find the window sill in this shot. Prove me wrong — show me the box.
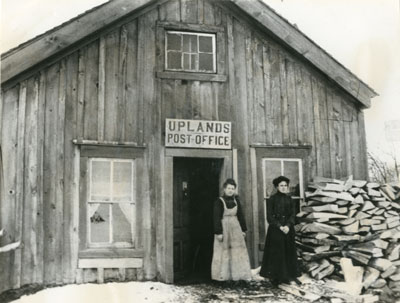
[79,248,144,259]
[156,71,227,82]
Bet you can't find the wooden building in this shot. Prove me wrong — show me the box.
[0,0,377,293]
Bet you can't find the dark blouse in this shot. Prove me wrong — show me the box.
[213,195,247,234]
[267,191,296,228]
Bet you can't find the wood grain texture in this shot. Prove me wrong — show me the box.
[13,81,27,289]
[1,0,155,83]
[62,52,80,284]
[43,63,60,284]
[0,85,19,293]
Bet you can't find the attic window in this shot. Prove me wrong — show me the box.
[165,31,216,73]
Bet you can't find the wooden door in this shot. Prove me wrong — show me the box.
[173,158,191,280]
[172,157,225,281]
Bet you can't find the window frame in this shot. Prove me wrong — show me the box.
[165,30,217,73]
[87,157,136,249]
[78,145,145,259]
[156,21,227,82]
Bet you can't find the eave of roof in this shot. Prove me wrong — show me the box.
[1,0,377,108]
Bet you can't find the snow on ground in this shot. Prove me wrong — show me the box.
[10,279,313,303]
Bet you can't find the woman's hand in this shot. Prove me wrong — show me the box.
[242,232,246,237]
[280,226,289,234]
[217,234,223,242]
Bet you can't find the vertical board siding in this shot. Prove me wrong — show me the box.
[13,81,27,289]
[63,52,79,284]
[35,72,46,284]
[138,9,158,280]
[21,77,39,285]
[43,63,60,284]
[104,30,120,141]
[125,20,139,143]
[0,85,19,293]
[159,0,181,22]
[83,42,99,140]
[269,47,282,144]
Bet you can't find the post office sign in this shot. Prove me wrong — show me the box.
[165,118,232,149]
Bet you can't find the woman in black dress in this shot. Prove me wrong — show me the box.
[260,176,300,286]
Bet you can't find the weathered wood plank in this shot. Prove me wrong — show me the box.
[326,89,337,178]
[97,37,106,141]
[252,37,266,144]
[269,47,282,144]
[180,0,198,23]
[159,0,181,22]
[244,30,254,143]
[286,59,297,144]
[357,111,368,179]
[139,10,158,279]
[117,26,128,142]
[34,72,46,284]
[279,51,289,144]
[21,77,39,286]
[13,81,27,289]
[0,85,19,293]
[104,30,120,141]
[63,52,79,284]
[203,0,215,25]
[83,41,99,140]
[43,63,60,284]
[199,82,213,120]
[125,20,139,143]
[262,44,273,145]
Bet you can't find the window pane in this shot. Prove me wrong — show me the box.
[199,36,213,52]
[264,160,282,197]
[113,203,134,244]
[183,53,190,70]
[283,161,300,195]
[190,54,197,70]
[167,33,181,51]
[183,35,191,52]
[167,52,182,69]
[199,53,214,71]
[90,203,110,243]
[91,160,111,201]
[190,35,197,52]
[113,161,133,202]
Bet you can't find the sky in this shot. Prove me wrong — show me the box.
[1,0,400,158]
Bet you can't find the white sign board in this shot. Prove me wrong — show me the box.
[165,118,232,149]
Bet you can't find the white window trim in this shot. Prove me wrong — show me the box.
[87,157,136,249]
[262,158,304,235]
[165,30,216,73]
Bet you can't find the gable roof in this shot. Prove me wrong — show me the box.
[1,0,377,107]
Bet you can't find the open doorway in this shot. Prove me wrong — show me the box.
[173,157,222,283]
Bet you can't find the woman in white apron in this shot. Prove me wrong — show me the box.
[211,178,252,281]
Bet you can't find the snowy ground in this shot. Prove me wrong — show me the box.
[8,279,314,303]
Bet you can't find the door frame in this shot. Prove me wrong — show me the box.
[161,148,235,283]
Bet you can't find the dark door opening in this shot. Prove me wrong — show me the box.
[173,157,222,283]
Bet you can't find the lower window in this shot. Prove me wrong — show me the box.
[88,158,135,248]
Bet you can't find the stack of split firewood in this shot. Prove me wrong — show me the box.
[296,176,400,298]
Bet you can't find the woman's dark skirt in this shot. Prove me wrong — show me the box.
[260,225,299,282]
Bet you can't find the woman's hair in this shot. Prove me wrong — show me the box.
[272,176,290,187]
[223,178,237,189]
